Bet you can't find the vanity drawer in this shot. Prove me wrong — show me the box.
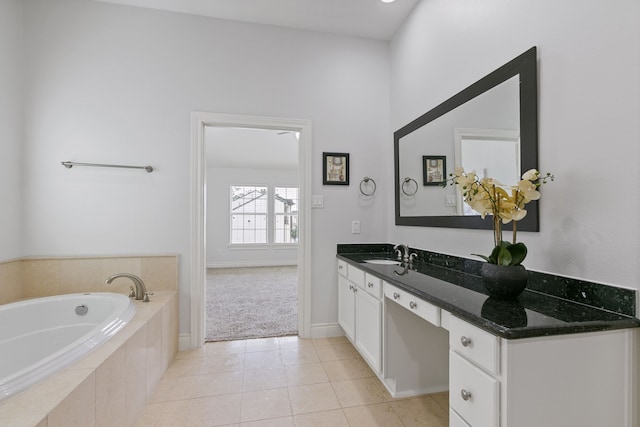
[450,350,499,427]
[450,315,500,375]
[383,282,440,327]
[362,273,382,299]
[337,260,347,277]
[347,264,365,288]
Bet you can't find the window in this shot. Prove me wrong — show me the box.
[274,187,299,244]
[229,185,299,245]
[230,186,268,244]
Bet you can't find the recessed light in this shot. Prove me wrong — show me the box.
[381,0,396,3]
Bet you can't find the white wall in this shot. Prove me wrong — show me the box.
[20,0,390,335]
[388,0,640,290]
[207,166,298,267]
[0,0,23,261]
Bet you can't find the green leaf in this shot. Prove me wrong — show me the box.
[506,242,528,266]
[496,246,513,266]
[472,253,492,263]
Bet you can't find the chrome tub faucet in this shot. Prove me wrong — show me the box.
[105,273,150,301]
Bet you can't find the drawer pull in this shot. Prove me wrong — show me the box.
[393,292,400,300]
[460,389,472,401]
[349,285,353,290]
[409,301,417,309]
[460,336,472,347]
[339,265,343,270]
[368,282,374,288]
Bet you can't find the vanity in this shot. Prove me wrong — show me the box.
[337,244,640,427]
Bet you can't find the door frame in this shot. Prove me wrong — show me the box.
[190,112,312,349]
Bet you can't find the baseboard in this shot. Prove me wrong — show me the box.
[207,261,297,268]
[178,334,192,351]
[310,322,344,339]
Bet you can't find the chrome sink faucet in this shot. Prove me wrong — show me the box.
[394,244,409,263]
[105,273,150,301]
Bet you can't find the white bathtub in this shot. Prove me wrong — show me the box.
[0,292,136,402]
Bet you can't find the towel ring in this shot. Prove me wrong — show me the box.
[360,177,376,196]
[401,177,418,196]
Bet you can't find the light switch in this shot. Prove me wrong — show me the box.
[352,221,361,234]
[312,195,324,208]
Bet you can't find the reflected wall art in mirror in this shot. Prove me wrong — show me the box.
[394,47,539,230]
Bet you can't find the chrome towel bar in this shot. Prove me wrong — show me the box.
[61,161,153,173]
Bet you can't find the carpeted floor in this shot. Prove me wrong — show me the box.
[205,266,298,342]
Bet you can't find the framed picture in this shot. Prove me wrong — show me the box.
[423,155,446,186]
[323,152,349,185]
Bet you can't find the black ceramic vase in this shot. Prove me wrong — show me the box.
[480,263,528,300]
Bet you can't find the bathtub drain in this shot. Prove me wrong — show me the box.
[75,304,89,316]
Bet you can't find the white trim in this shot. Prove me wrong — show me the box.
[190,112,312,349]
[310,323,344,339]
[207,261,297,269]
[178,334,192,351]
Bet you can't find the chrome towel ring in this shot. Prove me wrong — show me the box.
[401,177,418,196]
[360,177,376,196]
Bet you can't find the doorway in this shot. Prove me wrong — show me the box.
[189,112,312,349]
[204,126,299,341]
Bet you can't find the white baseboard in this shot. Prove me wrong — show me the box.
[207,261,297,268]
[309,322,344,339]
[179,324,343,350]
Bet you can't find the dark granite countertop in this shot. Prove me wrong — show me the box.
[337,244,640,339]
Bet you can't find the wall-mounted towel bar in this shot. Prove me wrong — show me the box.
[61,161,154,173]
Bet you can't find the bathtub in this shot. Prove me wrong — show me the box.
[0,292,136,402]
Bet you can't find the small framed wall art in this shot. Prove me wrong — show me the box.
[323,152,349,185]
[423,155,446,186]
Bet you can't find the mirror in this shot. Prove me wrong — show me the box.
[394,47,539,231]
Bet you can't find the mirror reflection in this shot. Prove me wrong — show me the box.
[394,47,538,231]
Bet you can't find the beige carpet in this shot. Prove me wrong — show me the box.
[205,266,298,342]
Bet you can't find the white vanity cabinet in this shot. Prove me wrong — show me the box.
[337,260,382,373]
[448,314,635,427]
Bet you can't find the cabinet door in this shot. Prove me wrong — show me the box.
[338,275,356,341]
[355,288,382,373]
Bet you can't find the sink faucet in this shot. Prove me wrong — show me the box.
[105,273,149,301]
[394,244,409,263]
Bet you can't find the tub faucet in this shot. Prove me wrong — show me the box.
[105,273,149,301]
[394,244,409,263]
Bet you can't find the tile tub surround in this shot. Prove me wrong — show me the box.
[0,291,179,427]
[337,243,640,339]
[0,255,178,305]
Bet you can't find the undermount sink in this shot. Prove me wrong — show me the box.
[364,259,401,265]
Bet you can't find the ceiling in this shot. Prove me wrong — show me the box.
[93,0,419,40]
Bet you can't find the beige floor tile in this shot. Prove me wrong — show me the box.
[245,337,280,352]
[163,356,204,378]
[240,416,295,426]
[281,346,320,365]
[343,403,404,427]
[332,377,389,407]
[186,394,243,427]
[293,408,350,427]
[431,391,449,413]
[390,396,449,427]
[201,353,246,375]
[205,340,247,355]
[193,371,244,398]
[243,350,283,371]
[175,347,206,360]
[149,375,199,403]
[135,399,190,426]
[240,388,291,422]
[322,358,373,381]
[314,343,357,362]
[285,362,329,386]
[311,336,349,347]
[278,336,314,349]
[242,366,288,392]
[289,383,341,414]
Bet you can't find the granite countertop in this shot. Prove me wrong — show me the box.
[337,244,640,339]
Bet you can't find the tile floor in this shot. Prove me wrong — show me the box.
[135,336,448,427]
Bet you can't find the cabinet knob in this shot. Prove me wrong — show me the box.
[393,292,400,300]
[367,282,374,288]
[339,265,343,270]
[461,389,472,401]
[460,336,472,347]
[409,301,417,309]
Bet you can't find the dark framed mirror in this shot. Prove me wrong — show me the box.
[394,47,539,231]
